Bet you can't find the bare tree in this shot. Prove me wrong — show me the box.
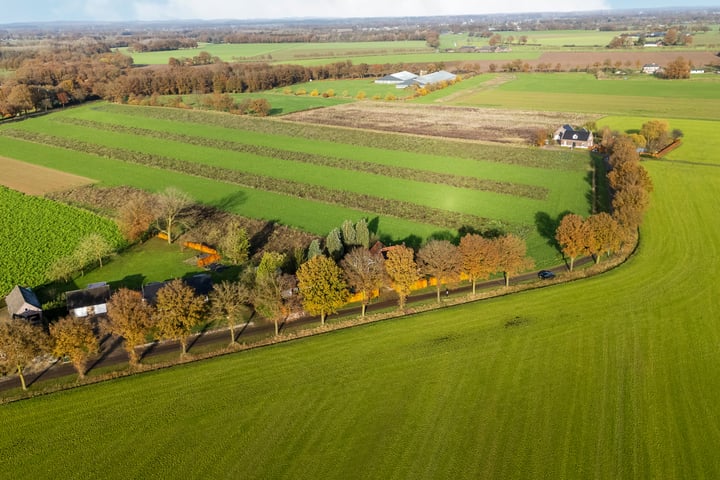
[155,187,193,244]
[210,280,251,344]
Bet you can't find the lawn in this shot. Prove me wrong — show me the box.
[2,151,719,478]
[75,237,205,291]
[598,115,720,165]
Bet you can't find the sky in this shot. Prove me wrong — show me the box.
[1,1,718,24]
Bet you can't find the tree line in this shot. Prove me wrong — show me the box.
[555,130,654,270]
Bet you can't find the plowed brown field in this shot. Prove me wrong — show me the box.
[283,103,597,143]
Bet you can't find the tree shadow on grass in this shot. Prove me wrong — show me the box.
[535,211,570,253]
[211,191,248,212]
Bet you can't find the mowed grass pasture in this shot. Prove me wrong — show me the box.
[1,150,720,477]
[0,63,719,478]
[432,72,720,120]
[0,103,592,267]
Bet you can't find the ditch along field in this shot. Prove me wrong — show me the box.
[1,144,720,478]
[0,103,592,267]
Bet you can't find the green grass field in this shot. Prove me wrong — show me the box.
[121,40,541,67]
[0,103,591,266]
[436,72,720,120]
[2,149,719,478]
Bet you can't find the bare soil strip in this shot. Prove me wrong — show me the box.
[283,102,595,144]
[0,156,96,195]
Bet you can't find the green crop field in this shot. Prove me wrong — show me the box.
[2,146,719,477]
[121,40,541,67]
[171,91,353,115]
[271,78,419,100]
[0,187,125,297]
[434,72,720,120]
[0,103,592,267]
[123,41,433,65]
[440,30,620,50]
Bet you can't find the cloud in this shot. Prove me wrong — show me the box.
[129,0,612,21]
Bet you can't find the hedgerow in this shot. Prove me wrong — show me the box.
[0,187,125,297]
[55,117,548,200]
[94,104,585,171]
[1,129,515,233]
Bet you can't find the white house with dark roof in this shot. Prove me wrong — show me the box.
[554,125,594,149]
[66,282,111,318]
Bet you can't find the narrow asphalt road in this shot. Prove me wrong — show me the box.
[0,258,592,394]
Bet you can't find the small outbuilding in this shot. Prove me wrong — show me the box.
[642,63,661,74]
[5,285,43,324]
[66,282,111,318]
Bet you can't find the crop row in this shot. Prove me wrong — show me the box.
[95,104,585,171]
[0,187,125,296]
[56,117,549,200]
[2,129,509,233]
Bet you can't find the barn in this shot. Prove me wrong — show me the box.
[5,285,43,324]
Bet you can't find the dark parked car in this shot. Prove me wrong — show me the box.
[538,270,556,280]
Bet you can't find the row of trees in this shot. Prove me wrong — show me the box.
[555,132,654,269]
[0,278,210,388]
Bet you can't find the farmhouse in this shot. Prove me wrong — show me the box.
[5,285,42,324]
[397,70,457,89]
[554,124,594,149]
[642,63,661,74]
[66,282,111,318]
[374,71,418,85]
[142,274,213,305]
